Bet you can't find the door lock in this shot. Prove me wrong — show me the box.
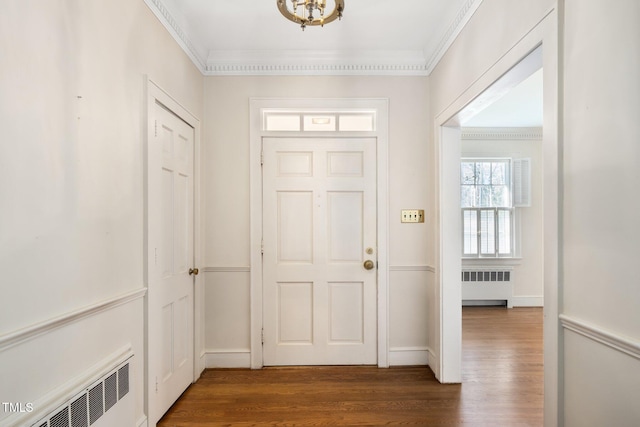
[189,268,199,276]
[363,260,375,270]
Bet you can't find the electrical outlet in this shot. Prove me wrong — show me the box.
[401,209,424,223]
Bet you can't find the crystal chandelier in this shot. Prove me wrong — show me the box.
[277,0,345,30]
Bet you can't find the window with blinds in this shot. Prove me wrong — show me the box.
[461,159,513,257]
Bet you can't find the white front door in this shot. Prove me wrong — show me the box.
[262,137,378,366]
[148,101,194,424]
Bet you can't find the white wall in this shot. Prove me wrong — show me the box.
[561,0,640,425]
[0,1,203,425]
[461,132,544,306]
[202,76,433,367]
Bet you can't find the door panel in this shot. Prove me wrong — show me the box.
[328,281,364,343]
[328,191,363,262]
[278,282,314,344]
[263,137,377,366]
[148,102,194,424]
[277,191,313,263]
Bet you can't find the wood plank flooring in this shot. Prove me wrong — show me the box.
[158,307,543,426]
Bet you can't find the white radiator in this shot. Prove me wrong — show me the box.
[462,268,513,308]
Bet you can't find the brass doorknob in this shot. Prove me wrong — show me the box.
[189,268,199,276]
[363,260,375,270]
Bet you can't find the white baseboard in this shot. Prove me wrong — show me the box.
[136,415,148,427]
[197,351,206,376]
[511,296,544,307]
[389,347,430,366]
[205,349,251,368]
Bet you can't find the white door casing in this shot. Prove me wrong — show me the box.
[249,98,389,369]
[146,86,197,425]
[262,137,377,365]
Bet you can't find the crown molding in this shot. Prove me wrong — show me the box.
[144,0,208,73]
[425,0,484,75]
[205,49,429,76]
[145,0,483,76]
[461,127,543,140]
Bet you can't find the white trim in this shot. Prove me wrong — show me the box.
[560,315,640,361]
[205,58,429,77]
[205,349,252,369]
[137,415,149,427]
[428,347,437,365]
[389,265,435,272]
[3,346,134,427]
[145,77,203,421]
[425,0,484,74]
[461,127,543,140]
[203,266,251,273]
[250,98,390,369]
[389,347,431,366]
[511,296,544,307]
[461,265,515,272]
[143,0,207,73]
[144,0,482,76]
[0,288,146,352]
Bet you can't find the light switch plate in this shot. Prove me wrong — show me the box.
[401,209,424,223]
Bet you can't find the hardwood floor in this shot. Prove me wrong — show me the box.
[158,307,543,426]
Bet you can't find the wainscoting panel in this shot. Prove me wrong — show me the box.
[204,268,251,368]
[204,266,435,368]
[562,320,640,426]
[389,267,433,366]
[0,292,145,427]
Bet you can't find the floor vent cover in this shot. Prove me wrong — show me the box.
[32,360,130,427]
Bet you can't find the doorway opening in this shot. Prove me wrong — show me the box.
[433,16,559,422]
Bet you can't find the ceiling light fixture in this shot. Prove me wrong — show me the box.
[277,0,344,31]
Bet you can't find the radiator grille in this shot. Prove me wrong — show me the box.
[31,360,130,427]
[49,408,69,427]
[104,373,117,413]
[117,364,129,400]
[87,383,103,425]
[462,270,511,282]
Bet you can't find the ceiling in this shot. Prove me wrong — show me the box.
[145,0,542,128]
[146,0,480,75]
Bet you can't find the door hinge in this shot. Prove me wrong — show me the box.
[261,239,264,255]
[260,151,264,165]
[155,376,158,393]
[154,119,158,137]
[261,328,264,345]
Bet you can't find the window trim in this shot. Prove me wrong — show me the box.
[461,207,514,258]
[460,157,516,259]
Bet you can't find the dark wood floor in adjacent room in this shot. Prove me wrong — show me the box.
[158,306,543,426]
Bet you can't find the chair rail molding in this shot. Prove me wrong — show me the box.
[0,288,147,352]
[560,314,640,361]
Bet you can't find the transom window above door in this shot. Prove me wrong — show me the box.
[263,111,376,132]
